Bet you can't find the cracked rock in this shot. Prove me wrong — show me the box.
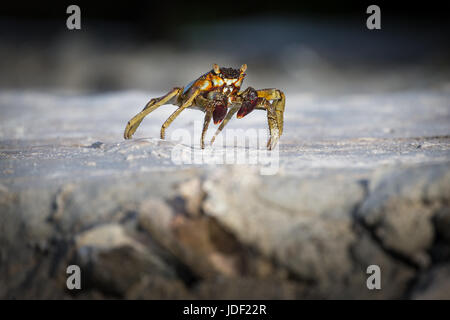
[357,163,450,268]
[411,264,450,299]
[74,224,178,297]
[202,166,365,291]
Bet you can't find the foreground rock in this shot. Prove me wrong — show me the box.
[1,162,449,299]
[357,163,450,268]
[0,91,449,299]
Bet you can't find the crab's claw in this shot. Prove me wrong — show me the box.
[213,103,227,124]
[237,87,258,118]
[237,100,257,118]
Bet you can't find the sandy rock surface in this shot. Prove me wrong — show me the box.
[0,89,449,299]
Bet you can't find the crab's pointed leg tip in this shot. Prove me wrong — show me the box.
[270,142,278,150]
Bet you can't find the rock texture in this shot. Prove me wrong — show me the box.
[0,90,449,299]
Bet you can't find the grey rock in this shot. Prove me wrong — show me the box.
[0,89,449,299]
[138,197,265,279]
[193,277,307,300]
[357,163,450,267]
[411,264,450,299]
[349,229,415,299]
[435,207,450,242]
[202,166,364,288]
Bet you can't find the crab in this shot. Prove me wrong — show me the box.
[124,64,285,150]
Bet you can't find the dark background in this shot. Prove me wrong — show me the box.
[2,1,449,33]
[1,0,449,93]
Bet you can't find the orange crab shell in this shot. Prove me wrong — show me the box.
[192,72,245,96]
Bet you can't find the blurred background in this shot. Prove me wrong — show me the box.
[1,1,450,301]
[1,0,449,95]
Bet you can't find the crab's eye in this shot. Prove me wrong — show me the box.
[213,64,221,75]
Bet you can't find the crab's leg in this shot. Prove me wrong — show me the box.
[160,88,200,140]
[260,99,280,150]
[210,106,239,146]
[124,87,182,139]
[201,109,213,149]
[255,88,285,137]
[250,88,285,150]
[272,92,285,136]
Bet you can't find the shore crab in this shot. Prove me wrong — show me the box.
[124,64,285,150]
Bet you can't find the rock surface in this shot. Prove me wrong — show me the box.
[0,90,449,299]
